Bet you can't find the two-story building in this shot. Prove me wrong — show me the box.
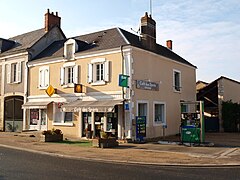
[0,9,65,132]
[24,12,196,140]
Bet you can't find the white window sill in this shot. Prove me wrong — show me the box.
[62,84,74,88]
[53,122,74,127]
[153,122,166,126]
[91,81,106,86]
[65,57,75,61]
[8,81,21,84]
[39,86,48,90]
[173,89,182,93]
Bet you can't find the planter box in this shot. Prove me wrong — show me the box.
[92,137,119,148]
[40,134,63,142]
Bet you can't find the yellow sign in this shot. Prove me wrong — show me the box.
[45,85,55,97]
[74,84,82,93]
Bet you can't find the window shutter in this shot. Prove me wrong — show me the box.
[73,65,79,84]
[60,67,65,85]
[6,64,11,83]
[39,69,43,88]
[104,61,110,82]
[87,63,93,83]
[17,62,22,83]
[45,67,49,87]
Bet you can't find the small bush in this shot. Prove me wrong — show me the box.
[42,128,62,135]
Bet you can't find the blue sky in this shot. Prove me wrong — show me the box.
[0,0,239,82]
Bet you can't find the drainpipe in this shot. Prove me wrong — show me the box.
[120,45,125,140]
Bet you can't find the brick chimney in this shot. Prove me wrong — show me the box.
[45,9,61,32]
[166,40,172,50]
[140,12,156,50]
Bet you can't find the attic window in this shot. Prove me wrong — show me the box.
[64,39,78,60]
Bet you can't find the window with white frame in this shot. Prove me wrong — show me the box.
[53,103,73,124]
[173,70,181,92]
[88,58,109,85]
[137,101,148,125]
[154,103,166,125]
[64,39,78,60]
[39,66,49,89]
[6,62,22,83]
[60,62,79,87]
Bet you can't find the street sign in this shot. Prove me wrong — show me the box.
[45,85,55,97]
[118,74,129,87]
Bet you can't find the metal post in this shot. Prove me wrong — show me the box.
[200,101,205,143]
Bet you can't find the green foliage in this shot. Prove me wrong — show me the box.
[222,101,240,132]
[42,128,62,135]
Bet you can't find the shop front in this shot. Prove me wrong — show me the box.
[62,99,122,139]
[22,101,51,131]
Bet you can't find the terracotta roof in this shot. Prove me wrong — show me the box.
[32,27,196,68]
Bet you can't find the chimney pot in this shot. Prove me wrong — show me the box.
[45,9,61,32]
[140,12,156,50]
[166,40,172,50]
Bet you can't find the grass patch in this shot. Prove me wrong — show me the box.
[53,140,92,147]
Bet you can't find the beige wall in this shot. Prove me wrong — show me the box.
[29,53,123,96]
[46,103,79,137]
[5,60,25,94]
[222,78,240,103]
[28,47,196,139]
[131,48,196,138]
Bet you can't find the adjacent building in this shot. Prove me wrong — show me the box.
[0,9,65,132]
[197,76,240,132]
[23,12,196,140]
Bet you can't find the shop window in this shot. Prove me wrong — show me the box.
[30,109,39,125]
[6,62,22,84]
[30,109,47,126]
[137,101,148,126]
[39,66,49,89]
[87,58,110,85]
[64,112,73,122]
[53,103,73,126]
[154,102,166,125]
[173,69,181,92]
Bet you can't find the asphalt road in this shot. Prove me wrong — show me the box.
[0,146,239,180]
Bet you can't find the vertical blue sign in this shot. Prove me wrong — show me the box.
[136,116,146,142]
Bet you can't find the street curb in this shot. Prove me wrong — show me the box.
[1,143,240,167]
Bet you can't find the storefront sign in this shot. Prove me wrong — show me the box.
[136,80,159,91]
[136,116,146,141]
[119,74,129,87]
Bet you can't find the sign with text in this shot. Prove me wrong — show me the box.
[136,80,159,91]
[136,116,146,141]
[118,74,129,87]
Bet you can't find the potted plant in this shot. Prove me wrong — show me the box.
[41,128,63,142]
[92,130,118,148]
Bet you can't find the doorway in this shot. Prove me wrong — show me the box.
[4,96,23,132]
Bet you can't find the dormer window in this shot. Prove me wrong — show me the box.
[64,39,78,60]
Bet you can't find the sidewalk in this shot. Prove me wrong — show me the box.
[0,131,239,166]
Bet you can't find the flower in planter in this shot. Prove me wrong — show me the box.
[42,128,62,135]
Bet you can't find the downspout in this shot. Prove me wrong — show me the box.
[120,45,125,140]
